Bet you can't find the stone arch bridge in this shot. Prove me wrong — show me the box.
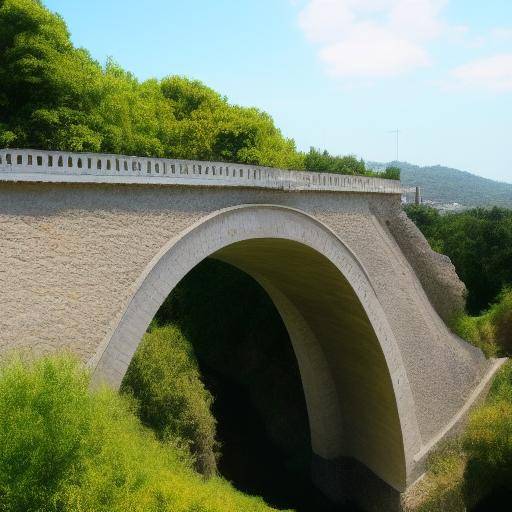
[0,149,501,511]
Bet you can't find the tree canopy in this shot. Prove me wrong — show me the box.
[0,0,397,179]
[406,205,512,314]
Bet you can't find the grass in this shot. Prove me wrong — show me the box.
[0,353,283,512]
[403,441,466,512]
[452,287,512,357]
[405,361,512,511]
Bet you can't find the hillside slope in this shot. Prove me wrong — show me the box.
[369,161,512,208]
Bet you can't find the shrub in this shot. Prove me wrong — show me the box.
[453,287,512,357]
[463,397,512,507]
[0,353,280,512]
[0,354,92,511]
[403,363,512,511]
[121,324,218,477]
[488,359,512,402]
[154,259,311,471]
[452,312,498,357]
[382,166,400,180]
[493,288,512,355]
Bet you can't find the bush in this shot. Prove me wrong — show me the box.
[463,398,512,506]
[453,287,512,357]
[403,363,512,511]
[154,259,311,471]
[405,205,512,314]
[487,358,512,401]
[121,324,218,477]
[452,313,498,357]
[382,166,400,180]
[493,288,512,355]
[0,354,280,512]
[0,354,92,511]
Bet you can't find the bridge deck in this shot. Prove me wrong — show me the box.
[0,148,411,194]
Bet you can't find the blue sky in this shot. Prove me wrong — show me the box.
[43,1,512,183]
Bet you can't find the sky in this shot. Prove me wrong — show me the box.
[43,0,512,183]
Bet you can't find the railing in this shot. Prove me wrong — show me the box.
[0,148,412,195]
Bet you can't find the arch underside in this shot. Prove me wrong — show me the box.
[92,204,422,492]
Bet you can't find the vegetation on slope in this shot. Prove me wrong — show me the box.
[372,161,512,207]
[405,205,512,314]
[0,354,281,512]
[150,259,311,475]
[453,288,512,357]
[121,324,218,477]
[0,0,399,179]
[404,204,512,510]
[405,361,512,511]
[120,260,345,511]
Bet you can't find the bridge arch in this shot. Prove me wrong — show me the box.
[91,204,422,494]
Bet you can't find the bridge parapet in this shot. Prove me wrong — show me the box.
[0,148,412,194]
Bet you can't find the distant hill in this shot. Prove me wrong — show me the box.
[368,161,512,208]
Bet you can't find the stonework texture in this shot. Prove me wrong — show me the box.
[0,181,496,508]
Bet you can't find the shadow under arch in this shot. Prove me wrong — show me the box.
[91,204,422,500]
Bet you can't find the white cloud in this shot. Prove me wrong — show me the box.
[297,0,450,78]
[449,54,512,92]
[320,23,430,77]
[491,27,512,41]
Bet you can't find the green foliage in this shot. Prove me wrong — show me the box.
[488,358,512,401]
[393,161,512,209]
[0,354,91,511]
[121,324,218,477]
[403,441,466,512]
[462,361,512,507]
[452,288,512,357]
[405,362,512,511]
[304,147,370,177]
[405,205,512,313]
[302,148,400,179]
[154,259,311,472]
[382,165,400,180]
[0,0,302,169]
[0,353,281,512]
[304,147,365,175]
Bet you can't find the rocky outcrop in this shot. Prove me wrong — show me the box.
[380,201,467,324]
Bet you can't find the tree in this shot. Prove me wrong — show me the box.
[0,0,377,177]
[406,205,512,313]
[382,166,400,180]
[304,147,367,175]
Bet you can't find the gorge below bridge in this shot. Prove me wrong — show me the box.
[0,148,504,511]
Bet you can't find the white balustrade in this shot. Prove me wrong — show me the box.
[0,148,412,194]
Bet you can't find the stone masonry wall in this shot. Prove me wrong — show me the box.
[0,182,488,449]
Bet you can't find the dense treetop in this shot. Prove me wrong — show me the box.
[406,204,512,314]
[0,0,398,178]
